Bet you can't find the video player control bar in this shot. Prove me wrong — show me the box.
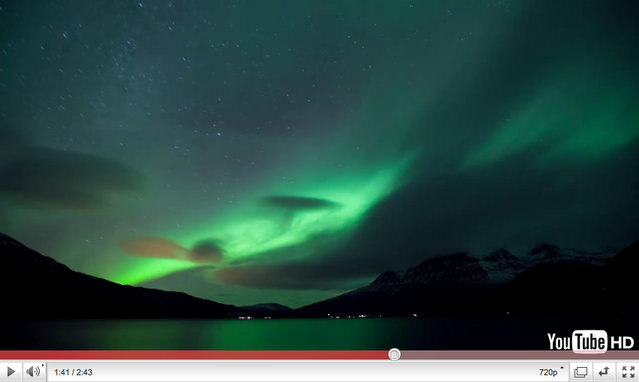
[2,360,638,382]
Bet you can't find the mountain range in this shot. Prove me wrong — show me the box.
[295,243,628,317]
[1,231,636,319]
[241,303,294,314]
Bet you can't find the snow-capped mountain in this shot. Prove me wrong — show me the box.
[477,244,618,284]
[365,252,490,293]
[241,303,294,313]
[475,248,528,284]
[295,243,627,316]
[367,243,618,294]
[298,243,619,314]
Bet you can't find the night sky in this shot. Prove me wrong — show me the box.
[1,0,638,308]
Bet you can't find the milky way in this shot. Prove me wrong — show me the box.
[1,0,638,307]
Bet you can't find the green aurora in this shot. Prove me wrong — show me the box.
[1,0,638,308]
[111,151,417,286]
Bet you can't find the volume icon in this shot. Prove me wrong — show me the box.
[26,366,40,377]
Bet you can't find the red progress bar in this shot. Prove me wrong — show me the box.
[1,350,638,360]
[0,351,388,360]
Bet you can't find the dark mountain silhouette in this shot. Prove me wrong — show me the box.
[296,241,638,319]
[495,260,602,314]
[313,252,500,316]
[242,303,294,312]
[0,232,247,318]
[597,241,638,316]
[2,231,637,322]
[241,303,295,317]
[528,243,563,260]
[295,252,495,316]
[497,241,637,317]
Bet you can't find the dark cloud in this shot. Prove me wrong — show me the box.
[189,240,225,264]
[3,183,106,211]
[0,146,147,211]
[260,196,342,211]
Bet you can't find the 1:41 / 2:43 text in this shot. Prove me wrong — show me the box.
[54,369,93,376]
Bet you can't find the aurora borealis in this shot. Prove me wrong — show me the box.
[1,0,638,308]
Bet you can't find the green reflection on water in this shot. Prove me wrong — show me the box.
[11,316,620,350]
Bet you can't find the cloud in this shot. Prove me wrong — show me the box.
[259,196,342,211]
[0,146,147,211]
[189,240,226,264]
[119,237,190,260]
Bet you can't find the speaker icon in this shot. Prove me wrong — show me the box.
[26,366,40,377]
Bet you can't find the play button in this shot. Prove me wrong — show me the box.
[0,363,22,381]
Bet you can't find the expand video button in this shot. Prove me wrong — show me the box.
[617,363,638,381]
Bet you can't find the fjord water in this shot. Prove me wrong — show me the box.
[3,315,630,350]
